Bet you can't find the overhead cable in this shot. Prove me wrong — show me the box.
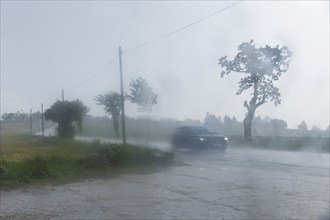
[62,1,243,94]
[123,0,244,53]
[66,55,118,93]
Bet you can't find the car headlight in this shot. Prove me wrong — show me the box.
[199,137,205,141]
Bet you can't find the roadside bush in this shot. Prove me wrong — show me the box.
[81,153,108,169]
[21,155,50,179]
[96,144,174,167]
[0,155,50,183]
[96,145,126,165]
[90,138,101,148]
[108,145,128,165]
[0,166,6,178]
[0,135,175,189]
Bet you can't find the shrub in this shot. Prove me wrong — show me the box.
[90,139,101,148]
[96,144,174,167]
[0,155,50,183]
[81,153,108,169]
[19,155,51,180]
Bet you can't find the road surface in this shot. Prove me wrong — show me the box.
[1,145,329,219]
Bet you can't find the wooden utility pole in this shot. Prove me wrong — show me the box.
[41,103,44,137]
[119,47,126,144]
[62,89,64,101]
[29,109,32,134]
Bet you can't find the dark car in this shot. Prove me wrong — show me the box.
[171,126,228,151]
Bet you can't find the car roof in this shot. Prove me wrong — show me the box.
[175,126,210,132]
[176,126,206,129]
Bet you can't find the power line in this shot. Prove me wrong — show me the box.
[63,1,243,93]
[52,1,243,100]
[41,55,118,108]
[66,55,119,93]
[123,0,244,53]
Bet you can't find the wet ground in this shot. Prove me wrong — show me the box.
[1,144,329,219]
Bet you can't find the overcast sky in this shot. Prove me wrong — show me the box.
[1,1,329,129]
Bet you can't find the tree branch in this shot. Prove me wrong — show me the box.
[244,100,249,109]
[256,92,267,107]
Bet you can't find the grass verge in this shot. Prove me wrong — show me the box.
[0,133,174,190]
[227,135,330,152]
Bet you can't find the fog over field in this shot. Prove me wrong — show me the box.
[1,1,329,129]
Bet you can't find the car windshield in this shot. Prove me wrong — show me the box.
[190,126,215,134]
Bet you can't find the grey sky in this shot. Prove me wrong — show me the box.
[1,1,329,129]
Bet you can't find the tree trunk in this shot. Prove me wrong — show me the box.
[113,115,119,136]
[145,113,150,147]
[243,118,252,144]
[243,79,259,144]
[243,107,256,144]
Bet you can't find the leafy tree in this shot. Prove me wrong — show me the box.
[271,119,288,130]
[218,40,292,143]
[1,111,26,122]
[126,77,157,114]
[222,115,242,134]
[126,77,157,145]
[223,115,233,130]
[312,126,321,132]
[297,120,308,131]
[94,91,122,136]
[204,112,222,132]
[44,100,88,139]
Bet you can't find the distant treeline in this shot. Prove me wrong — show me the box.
[203,112,329,138]
[2,111,329,139]
[2,111,329,152]
[1,111,54,132]
[80,113,329,153]
[80,113,329,139]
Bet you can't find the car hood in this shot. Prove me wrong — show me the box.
[196,133,226,139]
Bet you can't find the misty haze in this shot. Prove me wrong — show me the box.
[0,1,329,220]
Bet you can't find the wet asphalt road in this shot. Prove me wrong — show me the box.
[1,146,329,220]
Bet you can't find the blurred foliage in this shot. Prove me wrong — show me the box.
[96,144,173,167]
[297,120,308,130]
[44,100,88,139]
[126,77,157,113]
[94,91,122,136]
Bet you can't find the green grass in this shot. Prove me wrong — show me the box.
[0,124,174,189]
